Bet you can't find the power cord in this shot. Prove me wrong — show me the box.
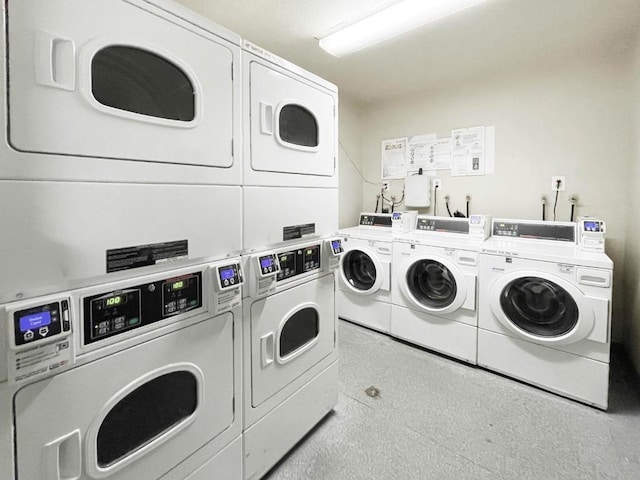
[433,184,439,216]
[553,178,561,221]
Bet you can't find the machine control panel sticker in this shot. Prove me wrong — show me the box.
[283,223,316,241]
[106,240,188,273]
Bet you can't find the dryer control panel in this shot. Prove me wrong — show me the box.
[83,272,202,346]
[211,262,244,314]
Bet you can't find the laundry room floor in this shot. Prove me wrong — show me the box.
[262,320,640,480]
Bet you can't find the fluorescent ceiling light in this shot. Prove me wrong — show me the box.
[319,0,488,57]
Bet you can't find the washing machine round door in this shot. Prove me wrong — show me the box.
[489,271,595,345]
[400,256,466,314]
[340,248,384,295]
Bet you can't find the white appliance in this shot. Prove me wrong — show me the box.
[478,218,613,409]
[0,259,245,479]
[242,41,339,251]
[0,0,244,303]
[337,212,417,333]
[242,238,341,480]
[391,215,490,364]
[577,217,607,253]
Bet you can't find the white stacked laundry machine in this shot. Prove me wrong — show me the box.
[391,215,491,364]
[239,41,341,479]
[0,0,247,478]
[478,218,614,409]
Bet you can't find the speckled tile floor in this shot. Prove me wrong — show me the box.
[262,320,640,480]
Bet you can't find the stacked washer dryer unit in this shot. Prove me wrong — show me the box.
[1,0,245,477]
[240,41,341,479]
[337,212,417,334]
[478,218,613,409]
[391,215,491,364]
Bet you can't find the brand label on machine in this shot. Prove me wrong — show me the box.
[283,223,316,241]
[106,240,189,273]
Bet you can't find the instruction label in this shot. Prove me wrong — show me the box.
[283,223,315,242]
[106,240,188,273]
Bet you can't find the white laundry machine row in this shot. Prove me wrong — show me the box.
[0,258,245,479]
[337,212,417,334]
[478,219,614,409]
[1,0,244,303]
[241,238,342,480]
[242,41,339,252]
[391,215,491,364]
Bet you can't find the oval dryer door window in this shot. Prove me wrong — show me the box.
[406,259,458,309]
[92,46,196,122]
[278,104,319,148]
[96,370,198,468]
[279,306,320,360]
[499,276,579,337]
[342,250,377,292]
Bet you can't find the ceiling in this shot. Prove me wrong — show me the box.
[175,0,640,104]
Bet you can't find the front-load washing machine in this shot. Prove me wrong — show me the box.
[1,0,244,303]
[242,41,339,252]
[391,215,490,363]
[337,212,417,334]
[242,238,342,480]
[478,219,613,409]
[0,258,245,479]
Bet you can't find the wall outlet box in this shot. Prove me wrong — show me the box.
[552,176,566,191]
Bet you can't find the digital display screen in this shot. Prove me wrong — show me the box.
[103,294,127,308]
[19,311,52,332]
[392,212,401,220]
[220,267,235,280]
[260,257,273,268]
[332,240,342,253]
[584,221,600,232]
[171,279,189,291]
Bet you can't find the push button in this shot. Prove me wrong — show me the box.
[39,327,49,337]
[24,330,34,341]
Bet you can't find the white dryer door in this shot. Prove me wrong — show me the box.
[248,61,336,177]
[250,274,335,407]
[13,315,236,480]
[8,0,234,168]
[489,271,596,345]
[399,255,470,315]
[339,246,389,296]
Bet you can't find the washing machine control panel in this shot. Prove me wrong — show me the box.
[416,217,469,234]
[492,221,576,242]
[83,272,202,345]
[578,218,606,252]
[6,296,74,385]
[324,238,343,270]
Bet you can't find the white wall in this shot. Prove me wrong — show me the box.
[358,49,635,342]
[338,94,365,228]
[624,41,640,374]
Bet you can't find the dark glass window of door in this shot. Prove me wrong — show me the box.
[406,260,457,309]
[343,250,377,291]
[280,307,319,357]
[499,276,579,337]
[92,46,195,121]
[279,105,318,147]
[96,371,198,467]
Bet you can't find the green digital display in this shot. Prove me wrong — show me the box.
[103,294,126,308]
[171,280,188,291]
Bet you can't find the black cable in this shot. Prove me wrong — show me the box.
[553,190,559,221]
[375,196,380,213]
[570,204,575,222]
[466,200,469,218]
[445,200,453,217]
[542,203,546,221]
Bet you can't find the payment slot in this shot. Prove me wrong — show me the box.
[324,238,344,270]
[468,214,491,240]
[6,295,74,384]
[211,261,244,314]
[251,253,281,297]
[578,218,606,253]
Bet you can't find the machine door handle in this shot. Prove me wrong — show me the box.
[261,332,275,367]
[34,31,76,91]
[260,102,274,135]
[44,429,82,480]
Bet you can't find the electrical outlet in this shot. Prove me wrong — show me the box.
[552,176,566,191]
[382,182,389,191]
[433,178,442,189]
